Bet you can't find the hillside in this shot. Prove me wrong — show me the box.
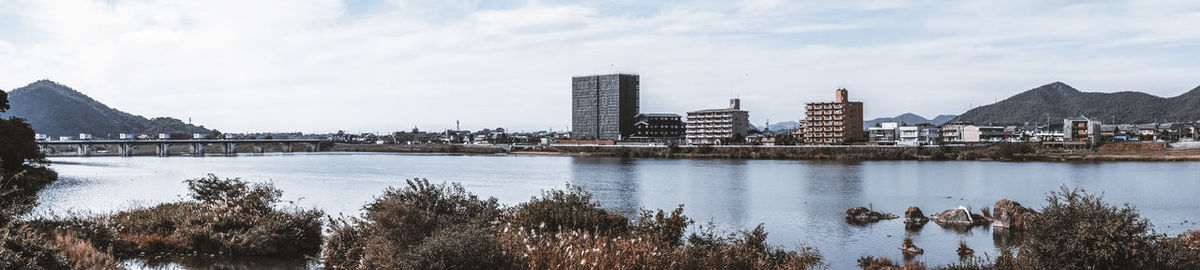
[863,113,956,129]
[2,80,211,138]
[751,121,800,132]
[953,82,1200,125]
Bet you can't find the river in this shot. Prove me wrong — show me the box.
[38,152,1200,269]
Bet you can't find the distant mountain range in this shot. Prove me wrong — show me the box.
[953,82,1200,125]
[863,113,956,129]
[2,80,211,138]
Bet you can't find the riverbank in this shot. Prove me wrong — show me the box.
[512,143,1200,162]
[326,143,508,154]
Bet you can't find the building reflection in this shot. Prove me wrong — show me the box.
[569,156,640,216]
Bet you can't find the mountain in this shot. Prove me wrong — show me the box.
[750,121,800,133]
[952,82,1200,125]
[863,113,957,129]
[2,80,211,138]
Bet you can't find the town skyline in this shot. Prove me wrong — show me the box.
[3,0,1200,133]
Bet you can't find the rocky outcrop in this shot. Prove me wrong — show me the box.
[929,206,990,228]
[992,199,1038,231]
[904,206,928,224]
[845,207,898,225]
[900,237,923,255]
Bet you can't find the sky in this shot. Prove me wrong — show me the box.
[1,0,1199,133]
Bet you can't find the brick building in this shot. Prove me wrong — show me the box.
[800,88,864,144]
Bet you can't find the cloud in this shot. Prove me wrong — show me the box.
[1,0,1198,133]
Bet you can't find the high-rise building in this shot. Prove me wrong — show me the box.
[572,74,640,140]
[686,99,750,145]
[801,88,864,144]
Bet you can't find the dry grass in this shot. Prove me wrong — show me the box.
[53,232,120,270]
[324,179,825,270]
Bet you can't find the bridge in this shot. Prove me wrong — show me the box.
[37,139,324,157]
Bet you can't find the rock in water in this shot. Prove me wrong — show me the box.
[929,206,990,228]
[900,237,924,255]
[992,199,1038,231]
[845,207,898,225]
[904,206,928,224]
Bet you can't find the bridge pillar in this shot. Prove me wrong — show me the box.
[283,142,294,153]
[253,143,264,154]
[77,144,92,156]
[120,143,133,157]
[225,143,237,156]
[158,143,169,157]
[192,143,206,157]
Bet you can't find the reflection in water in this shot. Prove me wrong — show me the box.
[803,161,866,241]
[128,255,317,270]
[570,157,640,215]
[692,159,749,226]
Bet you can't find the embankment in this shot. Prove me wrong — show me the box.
[515,143,1200,162]
[327,143,508,154]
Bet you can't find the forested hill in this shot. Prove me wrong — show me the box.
[952,82,1200,125]
[2,80,211,138]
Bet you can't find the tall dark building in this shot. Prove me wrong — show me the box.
[572,74,639,140]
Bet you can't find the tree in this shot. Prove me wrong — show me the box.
[0,91,46,174]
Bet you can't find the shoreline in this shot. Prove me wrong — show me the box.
[42,142,1200,162]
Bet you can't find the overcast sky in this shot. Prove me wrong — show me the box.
[2,0,1199,133]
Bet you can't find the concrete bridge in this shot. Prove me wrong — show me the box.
[36,139,324,157]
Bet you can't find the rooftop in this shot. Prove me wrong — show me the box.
[688,108,748,114]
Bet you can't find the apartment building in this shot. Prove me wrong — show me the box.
[801,88,864,144]
[686,99,750,145]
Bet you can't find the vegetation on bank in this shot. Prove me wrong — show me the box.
[323,179,824,269]
[11,175,323,269]
[856,187,1200,270]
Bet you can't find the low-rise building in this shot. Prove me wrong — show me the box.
[35,134,48,141]
[78,133,93,140]
[897,125,920,146]
[686,99,750,145]
[867,122,899,144]
[630,113,685,143]
[939,122,1005,143]
[1063,117,1102,146]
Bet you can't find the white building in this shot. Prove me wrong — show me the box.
[685,99,750,145]
[35,134,48,141]
[898,126,920,146]
[78,133,93,140]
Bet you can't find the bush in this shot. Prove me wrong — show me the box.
[679,224,823,269]
[398,224,518,269]
[322,178,502,269]
[103,175,323,256]
[329,180,824,270]
[0,222,72,270]
[632,206,691,247]
[1019,186,1156,269]
[0,167,58,222]
[511,185,629,235]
